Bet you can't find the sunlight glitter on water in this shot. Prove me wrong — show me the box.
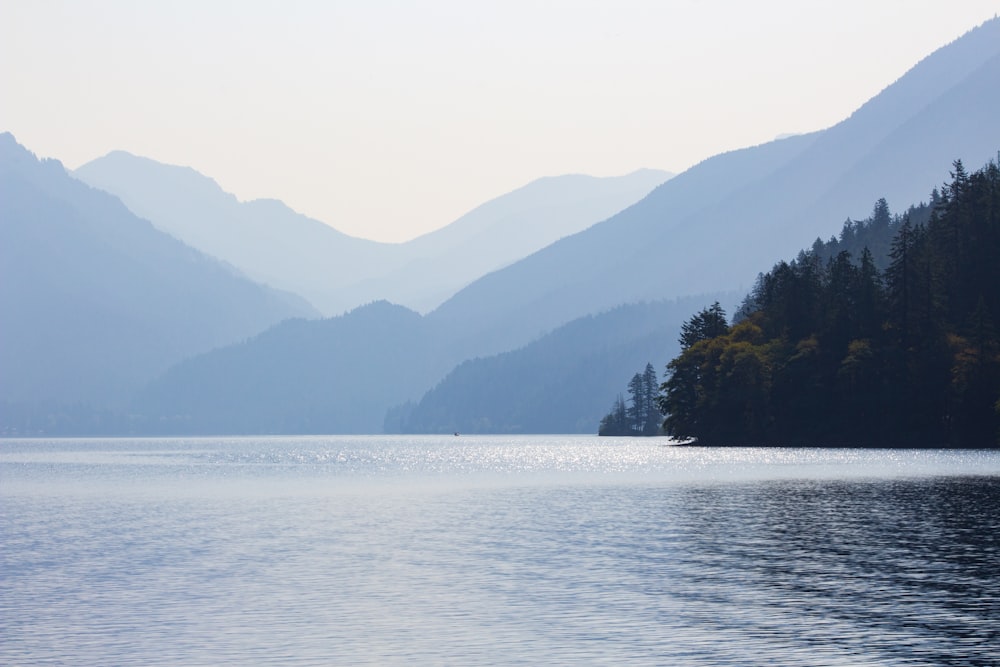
[2,436,999,665]
[3,435,1000,497]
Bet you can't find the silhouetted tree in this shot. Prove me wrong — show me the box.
[641,362,660,435]
[598,393,629,436]
[599,363,661,436]
[679,302,729,349]
[658,157,1000,447]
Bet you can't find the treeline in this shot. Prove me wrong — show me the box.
[659,159,1000,447]
[599,363,660,436]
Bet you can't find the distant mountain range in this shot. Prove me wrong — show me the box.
[427,18,1000,357]
[0,133,315,413]
[328,169,671,313]
[389,297,741,435]
[131,294,739,435]
[3,17,998,436]
[133,300,446,434]
[75,155,669,314]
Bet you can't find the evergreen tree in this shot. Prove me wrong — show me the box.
[641,363,660,435]
[657,157,1000,447]
[679,302,729,349]
[598,362,661,436]
[598,394,629,436]
[626,372,644,433]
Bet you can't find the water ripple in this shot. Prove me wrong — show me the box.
[2,437,999,665]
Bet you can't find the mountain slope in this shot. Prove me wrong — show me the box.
[426,132,820,357]
[426,18,1000,355]
[34,18,1000,437]
[131,290,739,435]
[73,152,395,315]
[74,155,669,314]
[132,301,453,434]
[394,295,739,434]
[0,133,315,412]
[330,169,671,312]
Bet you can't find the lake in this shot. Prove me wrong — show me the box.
[2,435,999,665]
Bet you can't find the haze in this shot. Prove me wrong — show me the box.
[2,0,997,242]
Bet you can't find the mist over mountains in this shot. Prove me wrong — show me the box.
[2,17,998,436]
[134,300,444,434]
[0,133,315,410]
[75,155,669,315]
[390,297,740,435]
[428,18,1000,354]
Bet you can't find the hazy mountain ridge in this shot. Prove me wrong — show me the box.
[75,155,670,314]
[425,18,1000,355]
[132,300,452,434]
[387,18,1000,433]
[133,291,742,435]
[0,133,315,414]
[425,132,821,357]
[6,18,999,436]
[328,169,672,312]
[393,295,740,434]
[74,151,397,315]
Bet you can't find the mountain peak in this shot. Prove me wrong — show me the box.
[0,134,316,410]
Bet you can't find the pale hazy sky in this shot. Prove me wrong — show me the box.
[2,1,998,242]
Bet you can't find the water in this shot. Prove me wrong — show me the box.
[2,436,999,665]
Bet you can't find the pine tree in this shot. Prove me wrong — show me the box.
[679,302,729,349]
[626,373,644,434]
[598,394,629,436]
[641,363,660,435]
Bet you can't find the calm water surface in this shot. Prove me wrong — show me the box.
[2,436,999,665]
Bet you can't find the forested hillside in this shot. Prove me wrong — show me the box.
[659,159,1000,447]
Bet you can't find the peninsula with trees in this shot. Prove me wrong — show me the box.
[649,159,999,447]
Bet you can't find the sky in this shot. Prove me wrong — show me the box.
[2,1,998,243]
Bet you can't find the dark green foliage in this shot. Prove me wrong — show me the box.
[661,159,1000,447]
[679,302,730,349]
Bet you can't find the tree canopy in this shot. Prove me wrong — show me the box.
[659,159,1000,447]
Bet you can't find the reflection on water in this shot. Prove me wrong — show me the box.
[2,437,998,665]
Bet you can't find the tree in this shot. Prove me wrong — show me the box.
[679,302,729,349]
[885,216,922,349]
[598,394,629,436]
[657,158,1000,446]
[599,363,661,436]
[626,372,644,433]
[641,363,660,435]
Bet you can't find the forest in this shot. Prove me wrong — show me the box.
[654,159,1000,447]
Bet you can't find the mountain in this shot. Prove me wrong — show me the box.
[131,292,737,435]
[73,152,396,315]
[0,133,315,420]
[331,169,671,312]
[426,133,820,359]
[19,19,999,437]
[115,18,1000,437]
[425,18,1000,356]
[74,156,670,314]
[391,295,739,434]
[132,301,453,434]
